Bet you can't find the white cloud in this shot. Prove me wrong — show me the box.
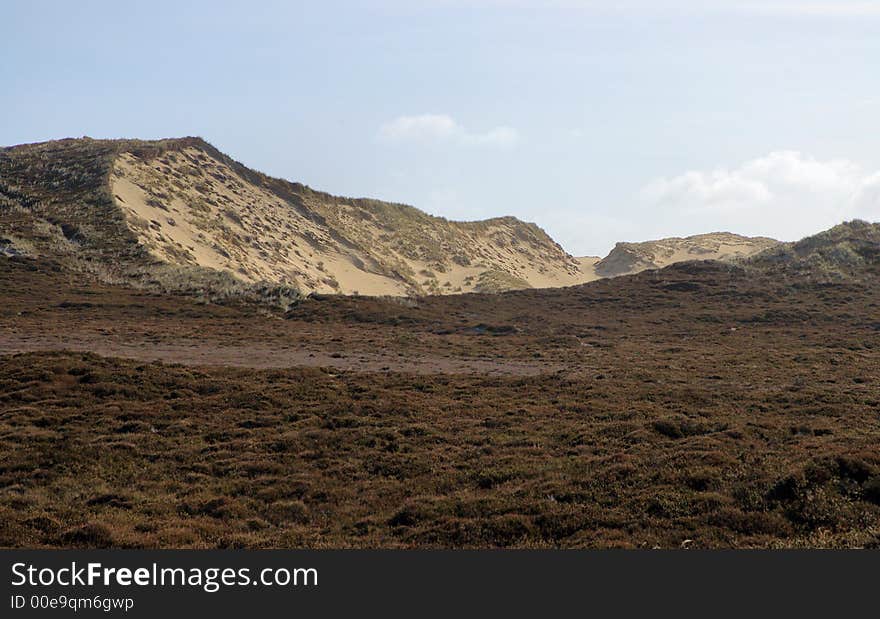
[378,114,519,148]
[379,114,459,142]
[639,151,880,240]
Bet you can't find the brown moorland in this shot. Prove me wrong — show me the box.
[1,236,880,548]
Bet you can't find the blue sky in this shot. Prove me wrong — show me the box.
[2,1,879,255]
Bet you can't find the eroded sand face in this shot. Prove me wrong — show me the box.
[110,150,410,295]
[109,147,595,295]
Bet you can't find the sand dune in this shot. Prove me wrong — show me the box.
[3,137,779,297]
[109,142,588,295]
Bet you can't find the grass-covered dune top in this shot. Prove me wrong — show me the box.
[749,220,880,281]
[0,136,589,297]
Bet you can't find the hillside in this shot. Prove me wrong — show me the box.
[593,232,780,278]
[0,137,587,296]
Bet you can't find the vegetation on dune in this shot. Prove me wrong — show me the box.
[748,220,880,281]
[473,269,532,293]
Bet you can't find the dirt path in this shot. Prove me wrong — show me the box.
[0,334,561,376]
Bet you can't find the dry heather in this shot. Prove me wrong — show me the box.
[1,249,880,549]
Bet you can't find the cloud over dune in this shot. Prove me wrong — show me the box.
[378,114,519,148]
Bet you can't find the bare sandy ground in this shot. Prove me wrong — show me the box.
[0,334,560,376]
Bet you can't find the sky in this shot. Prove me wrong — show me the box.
[2,0,879,256]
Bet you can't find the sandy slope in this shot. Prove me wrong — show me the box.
[109,144,589,295]
[111,150,411,296]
